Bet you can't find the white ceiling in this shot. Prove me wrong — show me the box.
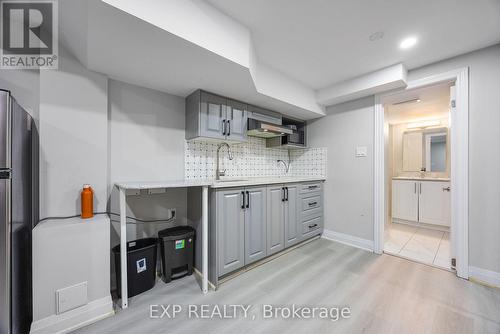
[59,0,325,120]
[385,82,451,124]
[206,0,500,89]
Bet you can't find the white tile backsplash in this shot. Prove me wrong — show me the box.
[185,137,327,180]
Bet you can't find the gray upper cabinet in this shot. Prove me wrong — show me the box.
[185,90,247,142]
[200,91,226,140]
[226,99,248,142]
[244,186,267,264]
[267,185,285,255]
[284,184,300,247]
[217,188,245,276]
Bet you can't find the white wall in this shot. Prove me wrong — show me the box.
[310,44,500,274]
[39,48,108,218]
[407,44,500,273]
[107,79,185,185]
[0,69,40,123]
[308,97,374,241]
[107,79,188,243]
[31,215,113,333]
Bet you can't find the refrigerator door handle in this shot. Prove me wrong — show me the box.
[0,169,11,179]
[0,178,11,334]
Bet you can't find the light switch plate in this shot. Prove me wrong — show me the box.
[356,146,368,157]
[56,281,88,314]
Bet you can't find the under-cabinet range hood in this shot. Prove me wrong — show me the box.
[247,119,293,138]
[246,109,293,138]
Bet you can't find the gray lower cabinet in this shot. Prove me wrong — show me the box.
[266,185,285,255]
[217,186,267,277]
[217,188,245,276]
[244,187,267,264]
[215,181,323,279]
[284,184,300,247]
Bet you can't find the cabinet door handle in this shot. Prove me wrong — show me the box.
[285,187,289,201]
[419,183,422,194]
[222,119,226,135]
[282,187,285,202]
[442,187,451,192]
[308,201,317,206]
[246,191,250,208]
[308,185,318,190]
[414,183,417,194]
[309,223,318,229]
[227,120,231,136]
[241,191,245,209]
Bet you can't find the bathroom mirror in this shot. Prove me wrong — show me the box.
[402,127,448,172]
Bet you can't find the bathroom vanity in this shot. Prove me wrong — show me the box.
[392,177,450,227]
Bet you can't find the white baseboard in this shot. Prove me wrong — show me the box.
[30,295,114,334]
[469,266,500,288]
[322,229,374,252]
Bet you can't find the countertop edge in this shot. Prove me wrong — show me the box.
[210,177,326,189]
[115,177,326,190]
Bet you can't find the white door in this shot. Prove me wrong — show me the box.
[392,180,419,222]
[419,181,451,226]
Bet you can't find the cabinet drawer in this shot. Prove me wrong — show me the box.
[299,182,322,194]
[301,194,321,211]
[302,216,322,235]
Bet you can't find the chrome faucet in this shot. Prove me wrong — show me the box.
[277,150,291,174]
[216,142,234,180]
[277,159,290,174]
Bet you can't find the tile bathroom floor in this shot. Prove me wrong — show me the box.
[384,222,451,270]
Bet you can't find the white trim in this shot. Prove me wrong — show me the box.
[322,229,374,252]
[373,96,385,255]
[193,268,217,291]
[469,266,500,288]
[30,296,114,334]
[374,67,469,279]
[202,186,209,293]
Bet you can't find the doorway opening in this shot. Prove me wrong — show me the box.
[373,67,469,279]
[383,82,453,270]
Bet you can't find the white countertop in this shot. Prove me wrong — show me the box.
[210,176,325,188]
[116,176,326,190]
[392,176,450,182]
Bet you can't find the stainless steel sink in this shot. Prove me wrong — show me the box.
[215,178,248,183]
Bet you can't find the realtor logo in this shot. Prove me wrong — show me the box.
[1,0,58,69]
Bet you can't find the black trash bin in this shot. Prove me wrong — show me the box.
[158,226,195,283]
[112,238,157,298]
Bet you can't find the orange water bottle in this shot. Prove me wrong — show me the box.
[81,184,94,219]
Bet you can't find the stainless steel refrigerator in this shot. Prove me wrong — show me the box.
[0,90,38,334]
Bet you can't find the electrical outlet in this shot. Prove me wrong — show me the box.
[147,188,166,195]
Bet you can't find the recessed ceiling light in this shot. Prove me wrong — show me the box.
[400,36,417,49]
[369,31,384,41]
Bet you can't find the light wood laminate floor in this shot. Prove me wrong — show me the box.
[75,238,500,334]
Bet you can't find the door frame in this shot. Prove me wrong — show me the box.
[373,67,469,279]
